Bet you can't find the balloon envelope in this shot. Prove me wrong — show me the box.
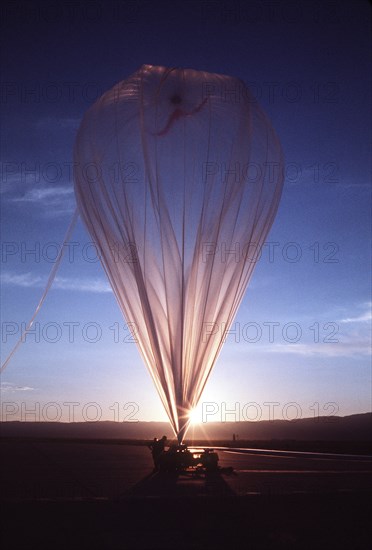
[73,65,284,442]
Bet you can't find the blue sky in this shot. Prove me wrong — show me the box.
[1,0,371,426]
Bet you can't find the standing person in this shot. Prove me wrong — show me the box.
[149,435,167,471]
[157,435,167,454]
[148,437,158,468]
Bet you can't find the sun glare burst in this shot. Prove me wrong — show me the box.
[188,407,201,425]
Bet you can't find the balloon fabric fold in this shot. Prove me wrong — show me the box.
[73,65,284,443]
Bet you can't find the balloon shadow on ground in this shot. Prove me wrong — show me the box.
[117,469,236,499]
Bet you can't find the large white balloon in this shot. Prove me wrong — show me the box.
[73,65,284,443]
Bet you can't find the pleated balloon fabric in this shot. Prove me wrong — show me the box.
[74,65,284,442]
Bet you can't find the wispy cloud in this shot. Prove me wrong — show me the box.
[259,304,371,358]
[1,271,112,293]
[264,338,370,358]
[53,276,112,293]
[10,186,73,203]
[1,272,44,287]
[1,382,35,393]
[35,115,80,131]
[8,185,76,217]
[1,168,76,217]
[339,302,372,324]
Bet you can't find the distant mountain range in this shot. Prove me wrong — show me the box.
[1,412,371,442]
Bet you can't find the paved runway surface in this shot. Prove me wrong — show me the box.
[1,439,371,549]
[1,439,371,500]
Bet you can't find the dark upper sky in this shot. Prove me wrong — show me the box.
[1,0,371,422]
[2,1,370,181]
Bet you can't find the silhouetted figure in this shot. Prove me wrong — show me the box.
[148,437,158,463]
[158,435,167,452]
[149,435,167,470]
